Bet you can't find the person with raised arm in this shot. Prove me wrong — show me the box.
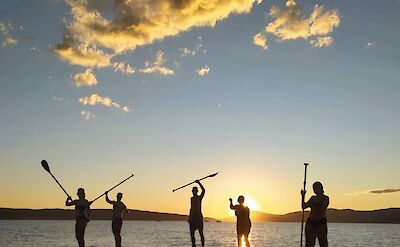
[230,196,251,247]
[65,188,92,247]
[105,192,128,247]
[189,180,205,247]
[301,181,330,247]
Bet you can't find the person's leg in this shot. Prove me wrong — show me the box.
[190,224,196,247]
[237,234,241,247]
[305,222,317,247]
[112,219,122,247]
[316,224,328,247]
[75,221,86,247]
[199,229,205,246]
[244,229,250,247]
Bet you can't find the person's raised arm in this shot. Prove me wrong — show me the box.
[196,180,205,197]
[229,198,235,210]
[65,196,74,206]
[105,192,115,205]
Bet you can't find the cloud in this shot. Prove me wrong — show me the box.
[261,0,340,46]
[310,36,333,47]
[54,43,112,68]
[79,93,130,112]
[179,36,205,57]
[253,32,268,49]
[365,42,374,49]
[369,188,400,194]
[0,22,18,47]
[81,110,95,120]
[55,0,259,67]
[72,68,98,87]
[140,51,174,75]
[196,65,210,76]
[113,62,135,75]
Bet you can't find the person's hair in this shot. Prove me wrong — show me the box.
[238,195,245,203]
[313,182,324,193]
[77,188,85,194]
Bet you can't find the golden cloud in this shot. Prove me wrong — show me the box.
[79,93,130,112]
[262,0,340,46]
[253,32,268,49]
[73,68,98,87]
[196,65,210,76]
[55,0,259,67]
[140,51,174,75]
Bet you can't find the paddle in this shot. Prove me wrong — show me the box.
[41,160,71,198]
[91,174,134,203]
[172,172,219,192]
[300,163,309,247]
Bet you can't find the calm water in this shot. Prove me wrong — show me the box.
[0,220,399,246]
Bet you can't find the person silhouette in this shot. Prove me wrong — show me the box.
[65,188,92,247]
[105,192,128,247]
[301,182,330,247]
[230,196,251,247]
[188,180,205,247]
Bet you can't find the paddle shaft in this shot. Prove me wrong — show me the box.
[300,163,309,247]
[172,173,216,192]
[91,174,134,203]
[49,171,71,198]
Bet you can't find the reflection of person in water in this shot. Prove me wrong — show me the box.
[66,188,92,247]
[106,192,128,247]
[189,180,205,247]
[230,196,251,247]
[301,181,330,247]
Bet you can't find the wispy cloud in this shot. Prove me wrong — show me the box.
[72,68,98,87]
[80,110,95,120]
[79,94,130,112]
[113,62,135,75]
[179,36,205,57]
[343,188,400,196]
[253,32,268,50]
[0,22,18,47]
[140,51,174,75]
[365,42,374,49]
[196,65,210,76]
[54,0,259,68]
[369,188,400,194]
[258,0,340,48]
[310,36,333,47]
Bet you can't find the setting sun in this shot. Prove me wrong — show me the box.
[244,196,261,212]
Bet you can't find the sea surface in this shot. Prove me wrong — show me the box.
[0,220,399,247]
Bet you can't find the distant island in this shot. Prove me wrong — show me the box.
[226,208,400,224]
[1,208,399,223]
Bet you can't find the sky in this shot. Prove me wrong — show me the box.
[0,0,399,219]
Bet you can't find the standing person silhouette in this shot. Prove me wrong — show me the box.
[301,182,330,247]
[230,196,251,247]
[189,180,205,247]
[105,192,128,247]
[66,188,92,247]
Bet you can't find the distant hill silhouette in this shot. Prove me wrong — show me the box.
[0,208,217,222]
[224,208,400,223]
[1,208,399,223]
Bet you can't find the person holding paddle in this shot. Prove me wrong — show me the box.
[301,181,329,247]
[65,188,92,247]
[189,180,206,247]
[230,196,251,247]
[105,192,128,247]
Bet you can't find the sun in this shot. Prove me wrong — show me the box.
[243,196,261,211]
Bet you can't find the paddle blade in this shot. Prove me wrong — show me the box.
[208,172,218,177]
[41,160,50,173]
